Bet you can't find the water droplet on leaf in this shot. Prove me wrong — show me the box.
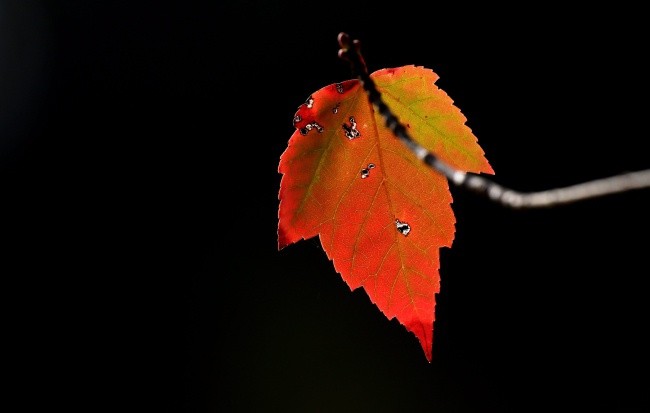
[305,96,314,108]
[336,83,344,94]
[360,163,375,179]
[395,219,411,236]
[343,116,361,140]
[300,121,324,135]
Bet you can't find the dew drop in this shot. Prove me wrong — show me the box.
[300,121,324,135]
[293,114,302,125]
[395,219,411,236]
[360,163,375,179]
[336,83,344,94]
[305,96,314,108]
[342,116,361,140]
[332,102,340,114]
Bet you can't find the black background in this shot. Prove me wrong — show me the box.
[3,1,649,412]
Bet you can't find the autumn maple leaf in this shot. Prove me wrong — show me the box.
[277,65,494,361]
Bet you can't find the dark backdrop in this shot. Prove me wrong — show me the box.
[3,1,649,412]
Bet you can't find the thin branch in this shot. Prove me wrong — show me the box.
[336,32,650,208]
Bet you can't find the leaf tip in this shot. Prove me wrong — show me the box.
[421,340,433,363]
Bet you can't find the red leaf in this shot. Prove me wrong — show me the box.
[278,65,494,361]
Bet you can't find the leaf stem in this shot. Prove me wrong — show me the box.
[336,32,650,208]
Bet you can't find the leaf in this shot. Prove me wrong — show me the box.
[277,65,494,361]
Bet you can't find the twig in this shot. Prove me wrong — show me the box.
[336,32,650,208]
